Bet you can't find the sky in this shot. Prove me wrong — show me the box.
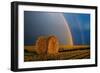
[24,11,90,45]
[64,13,90,45]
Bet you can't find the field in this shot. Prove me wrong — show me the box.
[24,45,90,62]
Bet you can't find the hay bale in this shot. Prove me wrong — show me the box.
[35,36,47,55]
[47,35,59,55]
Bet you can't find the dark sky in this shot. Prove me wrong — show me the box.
[64,13,90,45]
[24,11,90,45]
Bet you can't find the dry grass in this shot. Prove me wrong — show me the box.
[24,45,90,62]
[24,45,90,52]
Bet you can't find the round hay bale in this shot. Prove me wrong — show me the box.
[35,36,47,55]
[47,35,59,55]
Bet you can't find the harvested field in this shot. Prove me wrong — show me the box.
[24,45,90,62]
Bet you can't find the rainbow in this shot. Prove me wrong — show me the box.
[59,14,73,45]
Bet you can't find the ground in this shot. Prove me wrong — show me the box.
[24,45,90,62]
